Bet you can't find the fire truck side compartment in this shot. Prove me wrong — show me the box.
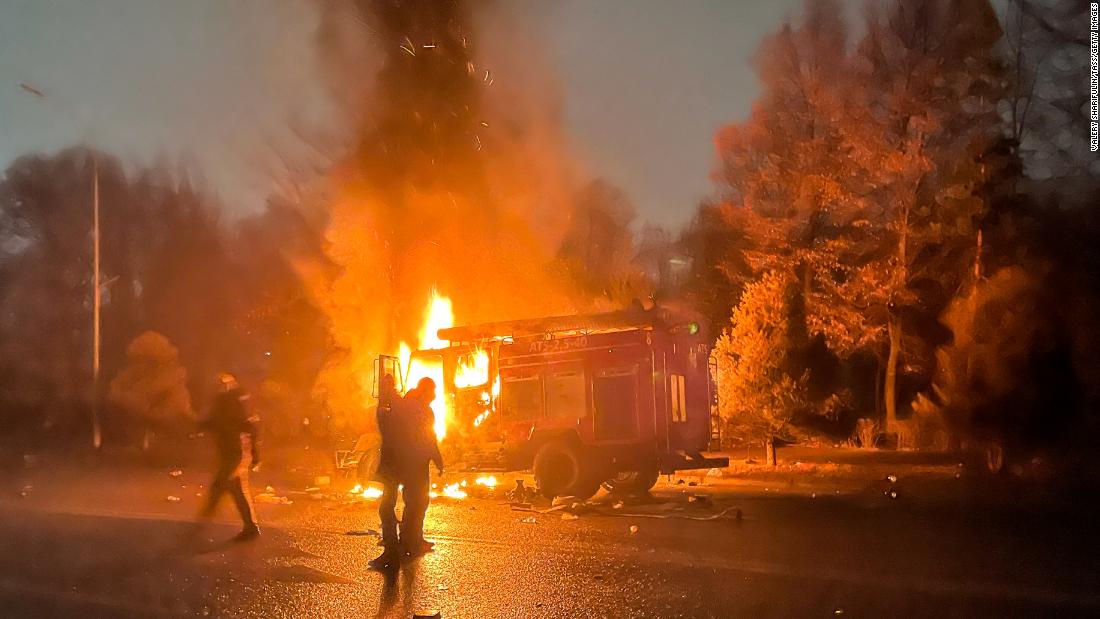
[440,311,728,477]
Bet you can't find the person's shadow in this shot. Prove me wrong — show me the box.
[376,560,420,618]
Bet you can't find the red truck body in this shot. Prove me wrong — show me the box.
[411,306,727,497]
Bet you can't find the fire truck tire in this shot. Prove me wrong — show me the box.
[606,468,660,495]
[533,441,599,500]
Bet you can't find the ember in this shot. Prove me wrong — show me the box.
[474,476,498,488]
[349,483,384,500]
[431,482,468,500]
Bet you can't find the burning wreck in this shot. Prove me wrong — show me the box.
[385,300,728,499]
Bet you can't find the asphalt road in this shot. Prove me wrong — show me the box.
[0,467,1097,618]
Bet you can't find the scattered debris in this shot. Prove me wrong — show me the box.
[255,492,293,505]
[613,501,624,510]
[561,512,579,521]
[437,584,448,590]
[629,525,639,534]
[520,516,537,524]
[166,495,182,502]
[688,481,698,487]
[345,529,380,537]
[705,468,725,478]
[688,494,713,508]
[168,469,183,478]
[507,479,538,503]
[413,611,441,619]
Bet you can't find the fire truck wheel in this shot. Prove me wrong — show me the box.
[606,468,660,495]
[533,441,598,500]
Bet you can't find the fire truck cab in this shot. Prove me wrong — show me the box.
[422,305,728,499]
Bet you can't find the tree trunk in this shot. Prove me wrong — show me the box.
[874,358,883,418]
[765,436,777,467]
[885,318,901,432]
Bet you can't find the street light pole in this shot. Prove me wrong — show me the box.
[92,155,102,450]
[21,82,103,450]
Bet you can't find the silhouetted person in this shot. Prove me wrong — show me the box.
[198,373,260,542]
[371,373,406,569]
[370,376,443,569]
[400,377,444,557]
[355,374,397,485]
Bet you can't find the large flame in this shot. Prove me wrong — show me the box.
[398,289,453,440]
[454,349,490,389]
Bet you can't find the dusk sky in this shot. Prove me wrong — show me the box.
[0,0,804,228]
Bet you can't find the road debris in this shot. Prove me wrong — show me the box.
[520,516,537,523]
[166,495,181,502]
[255,492,292,505]
[345,529,380,537]
[688,494,713,508]
[413,612,441,619]
[562,512,579,521]
[168,469,183,477]
[629,525,639,534]
[551,495,575,507]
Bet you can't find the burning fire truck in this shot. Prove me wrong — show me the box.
[383,304,728,499]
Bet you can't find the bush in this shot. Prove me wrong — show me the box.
[712,271,806,439]
[108,332,192,444]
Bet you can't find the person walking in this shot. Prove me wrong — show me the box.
[197,372,260,542]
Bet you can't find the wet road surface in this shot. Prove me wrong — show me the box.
[0,469,1098,618]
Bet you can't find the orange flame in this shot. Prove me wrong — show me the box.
[398,289,453,440]
[454,348,490,389]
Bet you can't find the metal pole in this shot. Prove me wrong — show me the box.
[92,156,102,450]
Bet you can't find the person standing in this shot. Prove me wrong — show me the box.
[197,372,260,542]
[371,373,406,569]
[370,376,443,569]
[399,377,444,557]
